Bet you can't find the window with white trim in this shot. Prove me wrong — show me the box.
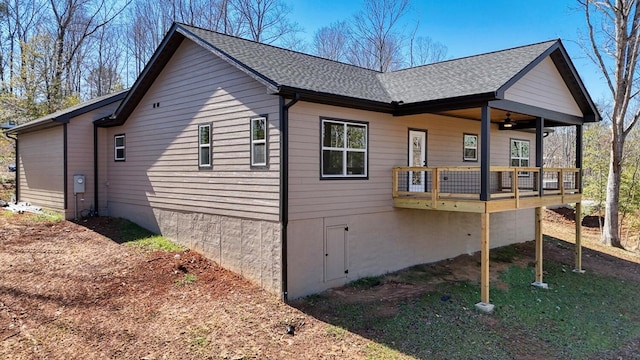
[114,134,125,161]
[510,139,530,167]
[321,118,367,178]
[198,124,211,167]
[463,133,478,161]
[251,116,267,166]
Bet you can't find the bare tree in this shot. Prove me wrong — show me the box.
[231,0,301,43]
[409,35,447,66]
[313,21,350,62]
[47,0,129,111]
[347,0,410,72]
[0,0,46,95]
[85,24,124,97]
[543,127,576,168]
[581,0,640,248]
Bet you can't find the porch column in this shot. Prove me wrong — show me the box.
[532,207,548,288]
[574,124,584,273]
[475,212,494,313]
[480,105,491,201]
[536,117,544,196]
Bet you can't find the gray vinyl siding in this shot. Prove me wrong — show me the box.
[106,39,280,222]
[505,57,583,117]
[65,101,121,218]
[18,127,64,211]
[287,102,535,221]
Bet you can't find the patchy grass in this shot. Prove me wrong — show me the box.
[490,244,520,263]
[116,219,184,252]
[30,210,64,223]
[299,257,640,360]
[124,235,184,252]
[0,209,63,222]
[492,262,640,358]
[349,276,383,289]
[117,219,156,241]
[175,273,198,286]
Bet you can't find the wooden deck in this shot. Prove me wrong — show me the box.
[392,166,581,213]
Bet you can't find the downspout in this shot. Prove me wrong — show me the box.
[4,132,18,203]
[63,123,68,210]
[93,123,99,216]
[280,93,300,302]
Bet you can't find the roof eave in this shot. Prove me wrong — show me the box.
[277,86,394,113]
[393,92,498,116]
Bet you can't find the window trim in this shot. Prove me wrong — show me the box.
[198,123,212,168]
[114,134,125,161]
[250,116,268,167]
[463,133,478,162]
[510,138,530,177]
[320,117,369,180]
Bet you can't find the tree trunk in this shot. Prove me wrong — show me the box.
[602,130,623,248]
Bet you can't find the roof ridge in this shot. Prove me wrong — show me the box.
[176,22,383,74]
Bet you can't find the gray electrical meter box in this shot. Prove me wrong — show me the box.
[73,174,85,194]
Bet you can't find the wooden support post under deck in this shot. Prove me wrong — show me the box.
[532,207,548,288]
[475,212,494,313]
[574,202,585,273]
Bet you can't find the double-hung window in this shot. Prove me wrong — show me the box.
[510,139,530,167]
[114,134,125,161]
[198,124,211,167]
[511,139,530,177]
[251,116,267,167]
[463,133,478,162]
[321,118,367,178]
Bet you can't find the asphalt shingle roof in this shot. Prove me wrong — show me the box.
[102,23,597,125]
[379,41,557,103]
[180,24,557,105]
[182,24,392,103]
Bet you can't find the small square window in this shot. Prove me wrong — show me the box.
[251,116,267,167]
[198,124,211,167]
[463,134,478,162]
[114,134,125,161]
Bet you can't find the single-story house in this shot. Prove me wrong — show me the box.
[6,23,599,310]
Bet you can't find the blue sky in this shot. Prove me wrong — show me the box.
[289,0,608,101]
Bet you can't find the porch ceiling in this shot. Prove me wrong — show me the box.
[433,107,575,129]
[435,108,534,123]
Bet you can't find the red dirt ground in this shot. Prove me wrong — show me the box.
[0,214,373,359]
[1,209,639,359]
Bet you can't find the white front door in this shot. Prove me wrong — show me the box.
[408,129,427,192]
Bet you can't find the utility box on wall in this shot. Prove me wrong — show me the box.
[73,174,85,194]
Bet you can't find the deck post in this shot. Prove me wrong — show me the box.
[532,207,548,289]
[574,202,585,273]
[475,212,494,313]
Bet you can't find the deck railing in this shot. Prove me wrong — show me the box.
[392,166,580,202]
